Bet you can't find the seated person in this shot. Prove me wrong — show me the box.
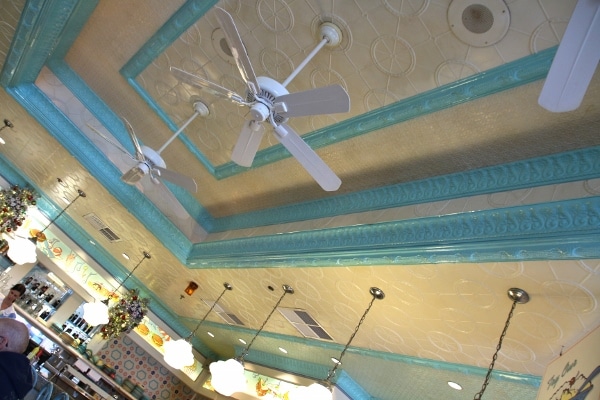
[0,318,34,400]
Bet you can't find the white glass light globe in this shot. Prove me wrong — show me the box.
[82,301,109,326]
[6,237,37,265]
[209,358,247,396]
[163,339,194,369]
[289,383,332,400]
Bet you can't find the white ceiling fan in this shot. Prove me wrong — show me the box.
[538,0,600,112]
[89,101,208,195]
[171,7,350,191]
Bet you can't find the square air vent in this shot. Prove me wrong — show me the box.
[203,300,244,326]
[279,308,333,341]
[83,213,121,243]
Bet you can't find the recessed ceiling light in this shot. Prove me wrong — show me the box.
[89,240,96,245]
[238,338,247,345]
[331,357,341,365]
[207,332,214,337]
[448,381,462,390]
[122,253,130,260]
[278,347,288,354]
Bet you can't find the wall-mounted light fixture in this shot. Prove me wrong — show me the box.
[184,281,199,296]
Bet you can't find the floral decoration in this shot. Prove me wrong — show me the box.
[101,288,150,340]
[0,185,38,234]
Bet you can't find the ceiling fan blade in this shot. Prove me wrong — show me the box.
[538,0,600,112]
[274,84,351,118]
[86,123,137,162]
[273,124,341,191]
[121,117,146,161]
[213,7,260,95]
[153,166,198,193]
[170,67,247,105]
[231,120,265,167]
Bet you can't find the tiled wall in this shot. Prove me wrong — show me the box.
[97,336,196,400]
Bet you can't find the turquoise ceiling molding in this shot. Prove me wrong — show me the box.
[188,196,600,267]
[3,0,593,238]
[0,0,98,87]
[211,146,600,231]
[225,330,541,388]
[213,321,541,387]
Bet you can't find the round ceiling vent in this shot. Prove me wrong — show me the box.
[448,0,510,47]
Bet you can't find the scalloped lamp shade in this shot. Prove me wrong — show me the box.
[289,383,332,400]
[163,339,194,369]
[6,236,37,265]
[82,301,109,326]
[209,358,247,396]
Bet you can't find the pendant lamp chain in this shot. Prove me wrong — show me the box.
[473,288,529,400]
[188,282,232,339]
[239,285,294,361]
[114,251,150,293]
[326,287,383,383]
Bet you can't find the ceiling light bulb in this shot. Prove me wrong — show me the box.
[207,332,214,337]
[238,338,247,345]
[278,347,288,354]
[448,381,462,390]
[122,253,130,260]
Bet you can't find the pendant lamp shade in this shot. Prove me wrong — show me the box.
[209,359,247,396]
[163,339,194,369]
[6,236,37,265]
[288,382,332,400]
[82,301,109,326]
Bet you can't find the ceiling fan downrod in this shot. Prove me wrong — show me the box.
[281,22,343,88]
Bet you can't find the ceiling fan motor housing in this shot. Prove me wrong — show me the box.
[246,76,290,124]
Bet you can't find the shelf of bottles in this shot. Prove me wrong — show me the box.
[16,264,73,323]
[63,303,98,342]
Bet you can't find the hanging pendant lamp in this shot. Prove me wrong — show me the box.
[163,282,233,369]
[83,251,151,326]
[289,287,385,400]
[210,284,294,396]
[7,178,86,265]
[473,288,529,400]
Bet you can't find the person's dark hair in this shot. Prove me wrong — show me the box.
[10,284,26,296]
